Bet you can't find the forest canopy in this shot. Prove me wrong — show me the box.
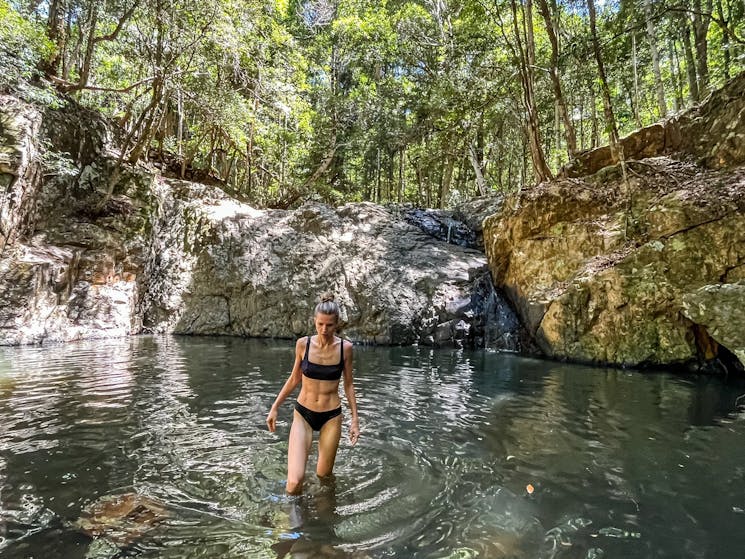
[2,0,743,208]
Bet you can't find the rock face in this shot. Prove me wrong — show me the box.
[142,183,519,347]
[0,95,151,344]
[0,95,521,349]
[682,282,745,369]
[484,72,745,371]
[403,208,478,248]
[0,96,44,246]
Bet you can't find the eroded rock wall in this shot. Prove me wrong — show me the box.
[0,96,156,344]
[484,157,745,366]
[0,95,43,246]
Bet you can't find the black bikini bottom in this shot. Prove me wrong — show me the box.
[294,401,342,431]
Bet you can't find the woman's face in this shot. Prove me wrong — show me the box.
[314,313,338,337]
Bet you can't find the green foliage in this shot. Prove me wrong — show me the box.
[0,1,56,102]
[2,0,743,207]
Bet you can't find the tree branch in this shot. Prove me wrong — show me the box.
[92,0,140,44]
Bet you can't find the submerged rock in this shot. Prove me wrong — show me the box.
[75,493,168,546]
[453,486,544,558]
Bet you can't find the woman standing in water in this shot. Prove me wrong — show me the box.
[266,294,360,494]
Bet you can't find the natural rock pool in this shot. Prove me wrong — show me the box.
[1,337,744,558]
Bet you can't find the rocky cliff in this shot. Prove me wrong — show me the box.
[484,72,745,372]
[0,94,520,349]
[141,181,520,347]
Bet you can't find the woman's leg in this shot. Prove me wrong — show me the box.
[316,414,342,478]
[287,411,313,494]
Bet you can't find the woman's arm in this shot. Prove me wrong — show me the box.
[266,338,304,432]
[342,340,360,445]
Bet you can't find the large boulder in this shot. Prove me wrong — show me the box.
[141,180,518,347]
[485,72,745,371]
[484,158,745,370]
[0,96,152,344]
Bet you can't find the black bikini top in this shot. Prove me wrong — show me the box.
[301,336,344,381]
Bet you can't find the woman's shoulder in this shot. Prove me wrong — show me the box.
[295,336,311,350]
[339,337,353,350]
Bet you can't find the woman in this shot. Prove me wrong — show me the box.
[266,294,360,494]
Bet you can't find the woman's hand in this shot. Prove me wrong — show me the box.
[266,407,278,432]
[349,418,360,445]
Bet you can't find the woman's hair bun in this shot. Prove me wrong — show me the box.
[314,292,341,321]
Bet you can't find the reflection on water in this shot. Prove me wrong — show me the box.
[1,336,745,558]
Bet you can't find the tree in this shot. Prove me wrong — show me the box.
[490,0,553,183]
[5,0,743,209]
[692,0,714,97]
[643,0,667,117]
[536,0,578,157]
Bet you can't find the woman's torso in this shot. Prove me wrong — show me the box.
[297,335,344,412]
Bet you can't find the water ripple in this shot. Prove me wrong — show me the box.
[1,338,745,558]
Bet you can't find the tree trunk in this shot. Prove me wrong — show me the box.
[303,134,338,189]
[387,149,395,204]
[587,0,621,159]
[413,157,424,205]
[375,148,381,203]
[509,0,553,183]
[578,92,585,151]
[643,0,668,117]
[247,89,260,196]
[681,15,700,102]
[468,142,488,196]
[45,0,66,75]
[536,0,577,157]
[590,86,599,149]
[588,0,631,235]
[692,0,713,97]
[440,152,455,207]
[61,8,74,80]
[669,36,685,111]
[554,99,561,159]
[127,0,166,166]
[631,32,643,127]
[127,77,165,164]
[76,2,99,92]
[398,147,405,203]
[177,88,184,157]
[716,0,731,79]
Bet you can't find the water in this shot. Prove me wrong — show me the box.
[1,337,744,559]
